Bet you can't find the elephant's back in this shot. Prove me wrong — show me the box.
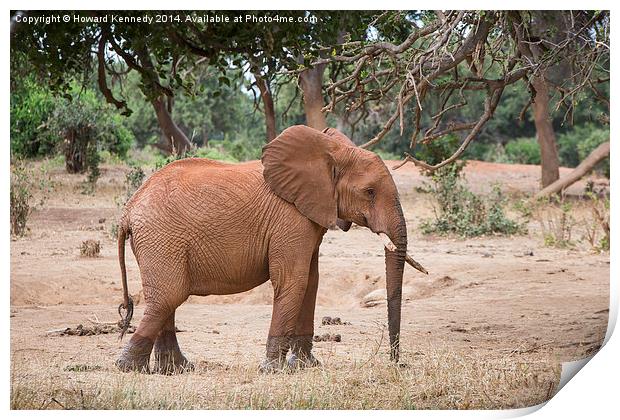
[128,158,264,206]
[124,157,271,235]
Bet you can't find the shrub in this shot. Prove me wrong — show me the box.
[413,134,461,168]
[481,143,510,163]
[120,165,146,205]
[10,78,57,158]
[81,146,102,195]
[557,123,610,176]
[46,91,134,176]
[10,161,53,236]
[111,164,147,239]
[11,81,134,165]
[153,143,241,171]
[80,240,101,257]
[420,163,523,237]
[533,196,576,248]
[581,192,610,252]
[375,150,401,161]
[504,137,541,165]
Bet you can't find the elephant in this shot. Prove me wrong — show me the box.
[115,125,423,374]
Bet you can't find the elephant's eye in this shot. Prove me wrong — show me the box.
[365,188,375,199]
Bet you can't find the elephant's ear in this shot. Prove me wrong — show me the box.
[323,128,354,232]
[322,127,356,147]
[262,125,340,229]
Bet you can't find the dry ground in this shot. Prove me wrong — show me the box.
[10,159,609,409]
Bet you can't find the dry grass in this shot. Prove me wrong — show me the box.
[79,240,101,257]
[11,343,560,410]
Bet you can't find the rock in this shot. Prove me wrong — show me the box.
[361,287,418,307]
[361,289,387,307]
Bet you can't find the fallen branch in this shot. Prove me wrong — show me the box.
[534,141,610,199]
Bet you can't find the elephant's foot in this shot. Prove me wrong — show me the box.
[153,330,194,375]
[259,336,291,373]
[115,333,153,373]
[288,335,321,369]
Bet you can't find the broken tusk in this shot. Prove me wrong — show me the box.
[405,253,429,275]
[378,233,397,252]
[377,233,428,274]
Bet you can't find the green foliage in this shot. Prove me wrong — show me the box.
[414,134,462,169]
[556,123,609,171]
[420,163,523,237]
[460,124,609,177]
[10,161,53,236]
[126,166,147,194]
[11,78,135,177]
[374,150,401,161]
[10,78,57,158]
[123,69,265,151]
[152,141,247,171]
[36,87,135,192]
[11,10,609,176]
[117,164,147,207]
[504,137,541,165]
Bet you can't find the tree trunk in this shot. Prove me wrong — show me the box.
[151,97,192,156]
[535,141,610,199]
[299,64,327,130]
[63,129,87,173]
[254,74,277,142]
[531,75,560,188]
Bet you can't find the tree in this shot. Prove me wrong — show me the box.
[310,11,609,191]
[535,141,610,199]
[11,11,370,152]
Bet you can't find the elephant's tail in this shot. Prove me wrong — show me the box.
[117,219,134,341]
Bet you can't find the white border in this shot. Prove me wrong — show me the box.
[3,2,617,419]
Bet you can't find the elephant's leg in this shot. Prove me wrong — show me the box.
[288,250,320,369]
[115,301,172,373]
[153,311,194,374]
[260,253,313,373]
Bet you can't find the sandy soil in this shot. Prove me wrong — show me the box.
[10,160,609,409]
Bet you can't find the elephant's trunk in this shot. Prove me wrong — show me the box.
[384,201,407,363]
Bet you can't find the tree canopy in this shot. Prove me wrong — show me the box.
[11,10,609,189]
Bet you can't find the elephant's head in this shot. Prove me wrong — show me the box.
[262,125,413,362]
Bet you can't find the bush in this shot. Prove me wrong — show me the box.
[10,161,53,236]
[120,165,146,205]
[375,150,401,161]
[413,134,461,168]
[504,137,541,165]
[153,143,243,171]
[420,163,524,237]
[10,78,57,158]
[581,192,610,252]
[533,196,576,248]
[557,123,610,176]
[46,90,134,175]
[11,80,135,175]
